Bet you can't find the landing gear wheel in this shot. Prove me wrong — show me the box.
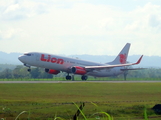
[66,75,71,80]
[81,76,88,81]
[27,69,31,72]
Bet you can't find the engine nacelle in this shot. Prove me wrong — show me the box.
[45,69,60,75]
[71,66,87,75]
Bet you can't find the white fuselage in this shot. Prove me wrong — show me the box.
[18,52,124,77]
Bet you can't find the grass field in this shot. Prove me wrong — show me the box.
[0,77,161,81]
[0,81,161,119]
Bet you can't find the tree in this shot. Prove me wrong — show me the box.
[12,65,30,78]
[0,68,12,79]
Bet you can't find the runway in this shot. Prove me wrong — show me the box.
[0,81,161,83]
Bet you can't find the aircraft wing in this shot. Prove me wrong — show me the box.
[84,55,143,70]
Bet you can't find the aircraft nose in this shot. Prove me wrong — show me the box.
[18,55,25,62]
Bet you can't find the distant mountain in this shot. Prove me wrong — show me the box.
[0,51,160,68]
[0,51,22,65]
[69,55,161,68]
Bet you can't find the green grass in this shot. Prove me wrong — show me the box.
[0,77,161,81]
[0,82,161,119]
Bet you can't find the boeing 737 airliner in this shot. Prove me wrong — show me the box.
[18,43,143,80]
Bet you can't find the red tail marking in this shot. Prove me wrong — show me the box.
[119,53,127,64]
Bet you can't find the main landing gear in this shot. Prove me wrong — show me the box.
[66,74,75,81]
[123,70,128,81]
[81,75,88,81]
[65,74,88,81]
[66,75,72,80]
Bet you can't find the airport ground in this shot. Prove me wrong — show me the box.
[0,80,161,120]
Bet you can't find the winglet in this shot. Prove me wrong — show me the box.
[134,55,143,65]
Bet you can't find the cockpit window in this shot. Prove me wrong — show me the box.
[24,53,32,56]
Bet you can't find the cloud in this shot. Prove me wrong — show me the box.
[124,2,161,32]
[149,14,161,27]
[0,0,49,21]
[0,1,161,56]
[0,27,23,40]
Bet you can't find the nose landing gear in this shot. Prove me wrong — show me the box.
[27,68,31,72]
[24,64,31,72]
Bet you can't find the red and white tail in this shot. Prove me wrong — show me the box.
[109,43,131,64]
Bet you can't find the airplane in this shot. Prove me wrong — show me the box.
[18,43,143,81]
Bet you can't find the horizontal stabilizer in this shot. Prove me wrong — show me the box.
[121,68,145,71]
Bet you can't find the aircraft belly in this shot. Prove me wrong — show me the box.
[36,61,66,71]
[88,68,123,77]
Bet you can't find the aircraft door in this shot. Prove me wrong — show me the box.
[36,54,40,61]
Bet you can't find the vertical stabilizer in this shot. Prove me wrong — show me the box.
[108,43,131,64]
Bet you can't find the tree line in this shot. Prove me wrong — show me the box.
[0,65,54,79]
[0,65,161,79]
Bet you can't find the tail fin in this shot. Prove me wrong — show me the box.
[109,43,131,64]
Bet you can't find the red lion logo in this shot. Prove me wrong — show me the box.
[119,54,126,64]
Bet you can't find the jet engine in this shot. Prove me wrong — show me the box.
[45,69,60,75]
[71,66,87,75]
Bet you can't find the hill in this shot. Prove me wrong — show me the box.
[69,54,161,68]
[0,51,160,68]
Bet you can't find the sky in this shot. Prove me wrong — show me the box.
[0,0,161,56]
